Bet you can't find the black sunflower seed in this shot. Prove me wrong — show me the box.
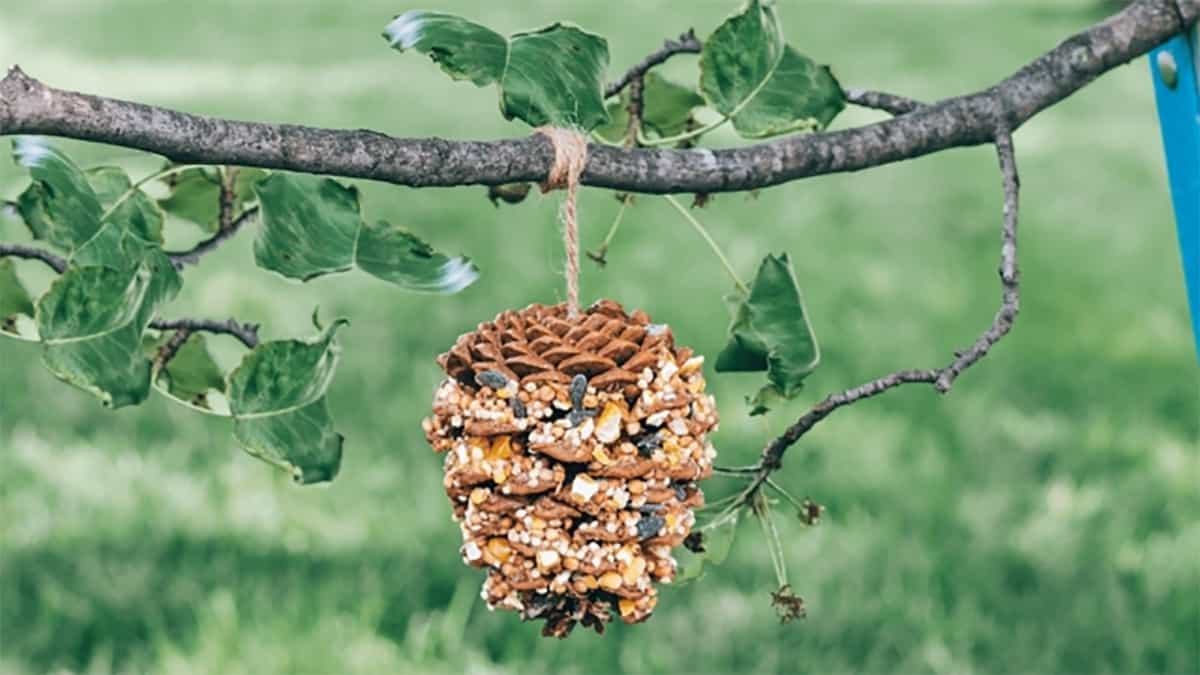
[476,369,510,390]
[569,373,588,410]
[510,396,527,418]
[636,514,665,540]
[672,482,689,501]
[634,432,661,458]
[567,407,599,427]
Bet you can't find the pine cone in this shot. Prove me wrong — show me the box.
[423,299,719,637]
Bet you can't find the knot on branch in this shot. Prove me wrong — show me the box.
[1,65,47,131]
[1,65,41,99]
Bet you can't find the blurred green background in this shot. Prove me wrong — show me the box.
[1,1,1197,673]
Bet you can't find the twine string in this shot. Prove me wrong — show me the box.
[534,127,588,318]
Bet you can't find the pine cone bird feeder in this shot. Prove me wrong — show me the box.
[422,299,719,637]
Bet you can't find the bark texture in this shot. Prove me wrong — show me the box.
[0,0,1191,194]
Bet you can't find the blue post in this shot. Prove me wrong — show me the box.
[1149,30,1200,359]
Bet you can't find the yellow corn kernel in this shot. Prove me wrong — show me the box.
[594,402,623,444]
[486,537,512,563]
[487,435,512,460]
[663,438,681,465]
[679,355,705,375]
[619,598,637,617]
[470,488,489,505]
[467,436,489,459]
[622,556,647,586]
[493,466,508,484]
[599,571,623,590]
[592,446,613,465]
[582,574,599,589]
[665,512,678,529]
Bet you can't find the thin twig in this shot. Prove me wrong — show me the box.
[217,167,238,232]
[167,206,258,268]
[936,128,1020,391]
[742,125,1021,498]
[152,327,192,370]
[605,29,702,99]
[624,76,645,147]
[0,243,67,273]
[149,317,259,349]
[845,88,925,116]
[0,243,261,349]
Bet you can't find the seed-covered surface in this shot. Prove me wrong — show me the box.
[423,300,718,637]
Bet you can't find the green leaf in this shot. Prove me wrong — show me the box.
[12,137,103,251]
[226,320,347,483]
[157,166,266,233]
[253,173,478,291]
[0,259,36,338]
[86,166,164,246]
[14,184,52,241]
[36,256,182,408]
[384,12,610,130]
[143,332,227,411]
[643,73,707,137]
[356,220,479,293]
[677,509,740,583]
[11,139,165,264]
[253,173,359,280]
[715,253,820,415]
[594,102,631,145]
[595,73,705,143]
[159,167,221,230]
[699,0,845,138]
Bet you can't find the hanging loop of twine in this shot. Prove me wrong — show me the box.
[533,126,588,318]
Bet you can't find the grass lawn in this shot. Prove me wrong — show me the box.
[1,1,1197,673]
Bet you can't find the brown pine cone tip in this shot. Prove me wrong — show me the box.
[422,299,719,638]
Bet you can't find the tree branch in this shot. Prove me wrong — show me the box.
[846,88,924,116]
[605,29,702,99]
[168,206,258,268]
[149,318,259,349]
[217,167,237,232]
[0,245,260,349]
[624,76,645,147]
[0,243,66,273]
[152,326,192,370]
[0,0,1187,194]
[935,130,1020,392]
[756,125,1020,480]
